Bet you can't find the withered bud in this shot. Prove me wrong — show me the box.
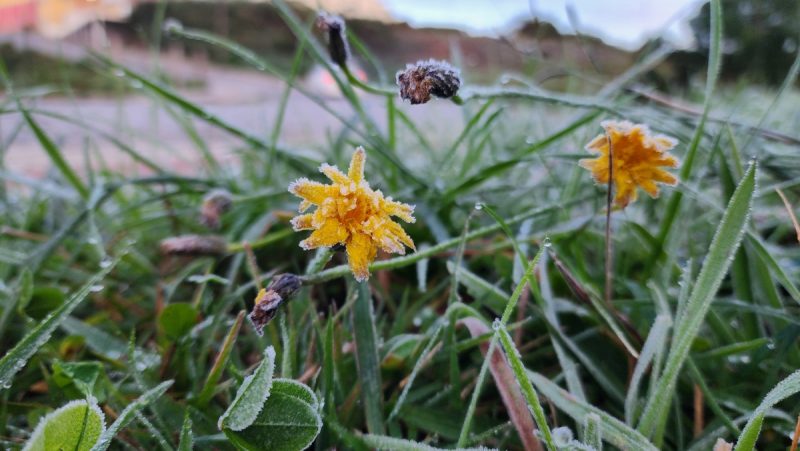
[316,12,349,68]
[248,273,302,335]
[159,235,228,257]
[396,59,461,105]
[200,189,233,230]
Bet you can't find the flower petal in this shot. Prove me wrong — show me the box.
[346,232,377,281]
[382,198,416,223]
[289,178,336,205]
[299,219,349,250]
[290,213,314,230]
[348,146,366,184]
[320,163,349,185]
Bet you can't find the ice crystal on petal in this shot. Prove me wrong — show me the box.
[580,120,680,209]
[288,147,416,281]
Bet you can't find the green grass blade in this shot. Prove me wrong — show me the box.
[732,370,800,451]
[197,310,246,406]
[353,282,385,434]
[178,411,193,451]
[388,323,444,421]
[90,380,174,451]
[528,371,657,451]
[361,433,493,451]
[625,314,671,426]
[638,162,757,442]
[0,255,120,388]
[495,322,556,450]
[584,413,603,451]
[17,102,88,198]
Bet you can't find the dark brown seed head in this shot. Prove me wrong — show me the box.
[200,189,233,230]
[316,12,349,68]
[266,273,302,301]
[396,59,461,104]
[247,273,303,335]
[159,235,228,257]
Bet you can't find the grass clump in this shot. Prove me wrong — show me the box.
[2,0,800,449]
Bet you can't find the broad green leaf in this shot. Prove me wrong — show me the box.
[218,346,276,431]
[51,361,107,401]
[25,286,64,320]
[0,259,118,389]
[223,379,322,451]
[90,380,174,451]
[733,370,800,451]
[23,399,105,451]
[638,162,756,442]
[158,303,198,342]
[528,371,657,451]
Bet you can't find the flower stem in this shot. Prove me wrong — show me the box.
[300,199,587,285]
[342,65,394,96]
[604,132,614,306]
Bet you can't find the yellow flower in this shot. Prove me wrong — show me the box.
[289,147,416,281]
[580,120,680,208]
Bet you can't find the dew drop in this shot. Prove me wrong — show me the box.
[474,202,484,211]
[99,258,113,269]
[542,236,552,247]
[163,18,183,34]
[89,285,105,293]
[491,318,502,331]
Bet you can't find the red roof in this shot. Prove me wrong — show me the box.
[0,1,36,34]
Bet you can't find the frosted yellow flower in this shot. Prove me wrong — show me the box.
[289,147,416,281]
[580,120,679,208]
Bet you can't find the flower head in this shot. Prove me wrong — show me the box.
[289,147,416,281]
[396,59,461,105]
[580,120,679,209]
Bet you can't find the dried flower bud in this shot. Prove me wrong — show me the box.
[248,273,302,335]
[200,189,233,230]
[267,273,302,300]
[316,12,349,68]
[396,59,461,104]
[159,235,228,257]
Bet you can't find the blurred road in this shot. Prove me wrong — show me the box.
[2,48,461,178]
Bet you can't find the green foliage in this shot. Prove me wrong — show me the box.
[219,346,322,451]
[158,303,199,342]
[23,399,105,451]
[218,346,277,431]
[2,2,800,450]
[224,380,322,451]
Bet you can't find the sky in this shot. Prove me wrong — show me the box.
[381,0,706,51]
